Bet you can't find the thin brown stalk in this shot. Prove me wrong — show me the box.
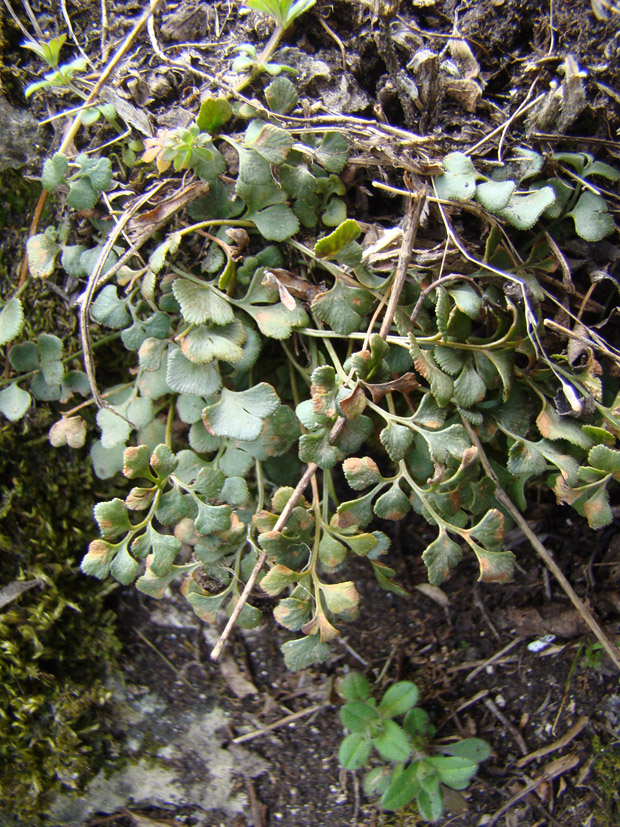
[461,417,620,674]
[379,187,426,338]
[231,703,329,745]
[485,753,579,826]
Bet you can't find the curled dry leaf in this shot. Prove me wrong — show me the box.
[443,78,482,113]
[414,582,450,608]
[226,227,251,252]
[448,38,480,80]
[49,415,87,448]
[363,372,420,403]
[362,226,403,271]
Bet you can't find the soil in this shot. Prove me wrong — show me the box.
[3,0,620,825]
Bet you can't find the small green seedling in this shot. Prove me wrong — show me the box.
[232,43,296,77]
[21,34,66,68]
[22,35,88,99]
[338,672,490,821]
[142,126,217,173]
[245,0,316,26]
[232,0,316,83]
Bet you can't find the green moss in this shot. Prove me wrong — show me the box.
[592,734,620,827]
[0,188,123,823]
[0,423,122,824]
[0,168,40,228]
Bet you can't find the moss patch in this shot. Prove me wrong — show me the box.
[0,425,122,824]
[592,734,620,827]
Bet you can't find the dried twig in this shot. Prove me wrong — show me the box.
[465,80,544,158]
[61,0,93,67]
[231,703,329,745]
[485,753,580,826]
[483,696,529,756]
[133,627,195,691]
[517,715,589,768]
[454,688,489,713]
[78,183,164,412]
[462,418,620,674]
[243,774,268,827]
[0,579,42,610]
[319,17,347,72]
[473,581,501,641]
[379,186,426,338]
[100,0,109,61]
[464,637,525,683]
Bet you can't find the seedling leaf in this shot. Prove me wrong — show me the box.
[91,285,131,329]
[281,634,332,671]
[27,229,60,278]
[314,219,362,259]
[247,121,294,164]
[339,733,372,770]
[320,580,359,614]
[340,671,371,702]
[172,279,234,325]
[196,96,232,134]
[378,682,419,718]
[265,76,298,113]
[249,204,300,241]
[496,186,556,230]
[343,456,382,490]
[166,348,222,396]
[381,764,419,811]
[435,152,478,201]
[94,498,132,540]
[438,738,491,762]
[425,755,478,790]
[373,720,412,763]
[341,701,380,732]
[475,179,515,211]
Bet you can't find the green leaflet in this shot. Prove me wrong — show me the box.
[15,27,615,684]
[312,280,374,335]
[422,530,463,585]
[202,384,280,441]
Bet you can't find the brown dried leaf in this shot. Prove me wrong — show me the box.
[363,372,420,403]
[126,182,210,242]
[219,654,258,698]
[340,386,367,420]
[443,78,482,113]
[49,415,87,448]
[448,38,480,79]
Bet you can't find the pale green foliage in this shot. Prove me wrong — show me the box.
[4,6,620,677]
[0,298,24,346]
[436,149,617,241]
